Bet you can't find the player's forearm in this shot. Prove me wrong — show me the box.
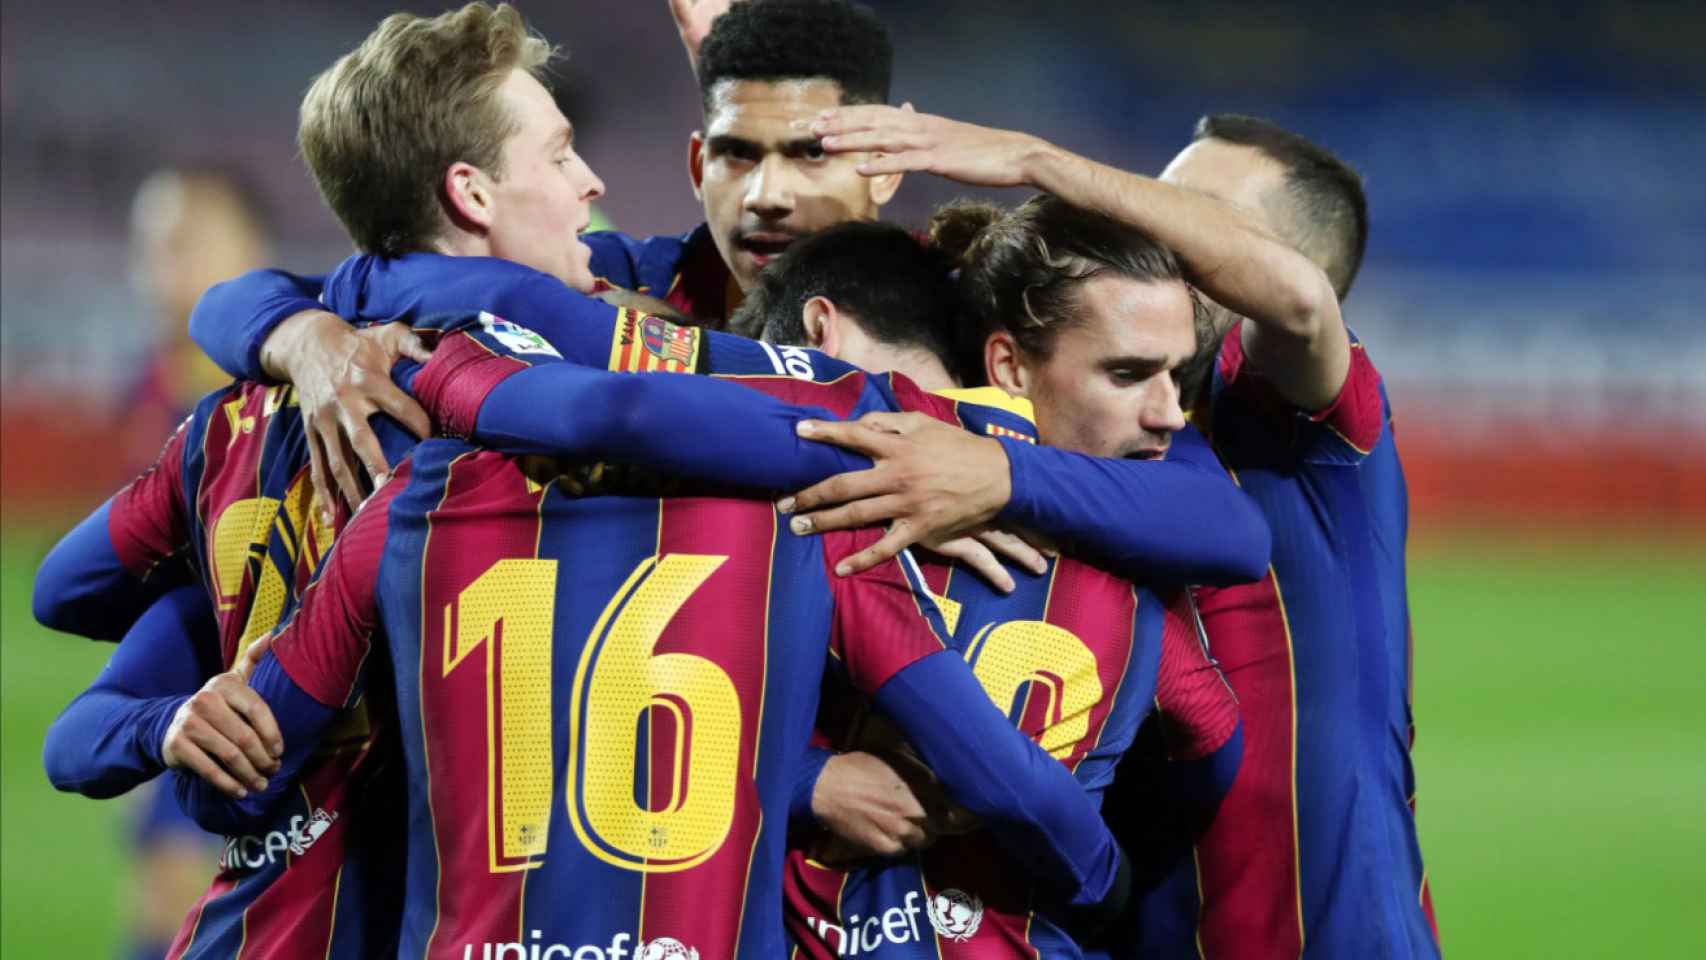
[34,500,182,641]
[470,365,871,491]
[996,433,1271,586]
[46,688,185,798]
[43,585,217,796]
[189,269,328,382]
[174,653,337,834]
[874,651,1126,907]
[1025,145,1338,342]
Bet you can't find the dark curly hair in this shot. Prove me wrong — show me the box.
[698,0,891,111]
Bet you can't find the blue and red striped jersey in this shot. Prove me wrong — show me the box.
[782,384,1240,960]
[1129,323,1437,959]
[271,437,960,959]
[104,381,413,959]
[253,314,1131,959]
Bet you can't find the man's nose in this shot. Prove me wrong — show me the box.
[744,155,796,218]
[1140,375,1188,434]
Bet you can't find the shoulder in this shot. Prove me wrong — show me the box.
[931,385,1039,444]
[585,227,700,292]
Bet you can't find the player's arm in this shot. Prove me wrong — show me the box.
[1101,592,1244,890]
[190,268,432,514]
[784,412,1271,586]
[814,106,1349,412]
[398,314,871,493]
[828,536,1131,927]
[42,586,221,797]
[33,422,196,641]
[1149,591,1244,814]
[171,478,399,834]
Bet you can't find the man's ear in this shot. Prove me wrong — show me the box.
[802,296,840,354]
[985,331,1029,397]
[866,167,904,207]
[688,131,707,200]
[442,161,495,233]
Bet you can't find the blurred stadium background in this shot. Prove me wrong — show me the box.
[2,1,1702,955]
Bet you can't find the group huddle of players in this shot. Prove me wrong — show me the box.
[33,2,1443,958]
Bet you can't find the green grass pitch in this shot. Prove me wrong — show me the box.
[3,528,1701,956]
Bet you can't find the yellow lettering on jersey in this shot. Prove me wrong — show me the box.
[443,558,559,869]
[965,619,1101,760]
[221,398,256,449]
[568,553,741,872]
[209,497,278,612]
[929,591,964,637]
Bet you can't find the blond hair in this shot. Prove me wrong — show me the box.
[299,2,553,255]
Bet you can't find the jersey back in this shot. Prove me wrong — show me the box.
[368,435,950,960]
[105,383,412,959]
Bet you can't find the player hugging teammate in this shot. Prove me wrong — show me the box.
[34,2,1437,958]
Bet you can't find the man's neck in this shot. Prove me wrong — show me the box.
[849,344,956,392]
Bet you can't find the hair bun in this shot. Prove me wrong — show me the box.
[927,198,1004,266]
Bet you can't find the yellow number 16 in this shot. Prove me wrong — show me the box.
[443,554,743,875]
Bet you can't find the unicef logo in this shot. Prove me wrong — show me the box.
[636,937,699,960]
[926,889,983,942]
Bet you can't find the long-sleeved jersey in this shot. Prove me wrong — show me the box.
[1123,323,1438,959]
[187,319,1140,959]
[782,384,1244,960]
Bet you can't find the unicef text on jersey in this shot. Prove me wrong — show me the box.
[463,932,699,960]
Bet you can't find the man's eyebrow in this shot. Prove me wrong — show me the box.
[1101,353,1169,370]
[705,134,819,154]
[549,124,574,151]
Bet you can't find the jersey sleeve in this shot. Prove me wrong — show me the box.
[823,533,952,695]
[267,471,403,709]
[42,585,219,798]
[398,312,872,491]
[34,420,196,640]
[189,269,327,381]
[1153,591,1241,762]
[1214,321,1386,465]
[871,652,1131,917]
[996,426,1272,586]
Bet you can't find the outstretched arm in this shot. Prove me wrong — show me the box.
[781,412,1270,585]
[814,105,1349,411]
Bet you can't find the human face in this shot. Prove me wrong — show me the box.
[692,79,891,291]
[1015,274,1196,459]
[484,69,605,291]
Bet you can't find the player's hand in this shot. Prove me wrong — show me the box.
[668,0,737,72]
[812,104,1051,188]
[928,528,1050,594]
[161,670,285,800]
[811,751,935,858]
[261,309,433,521]
[779,412,1030,579]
